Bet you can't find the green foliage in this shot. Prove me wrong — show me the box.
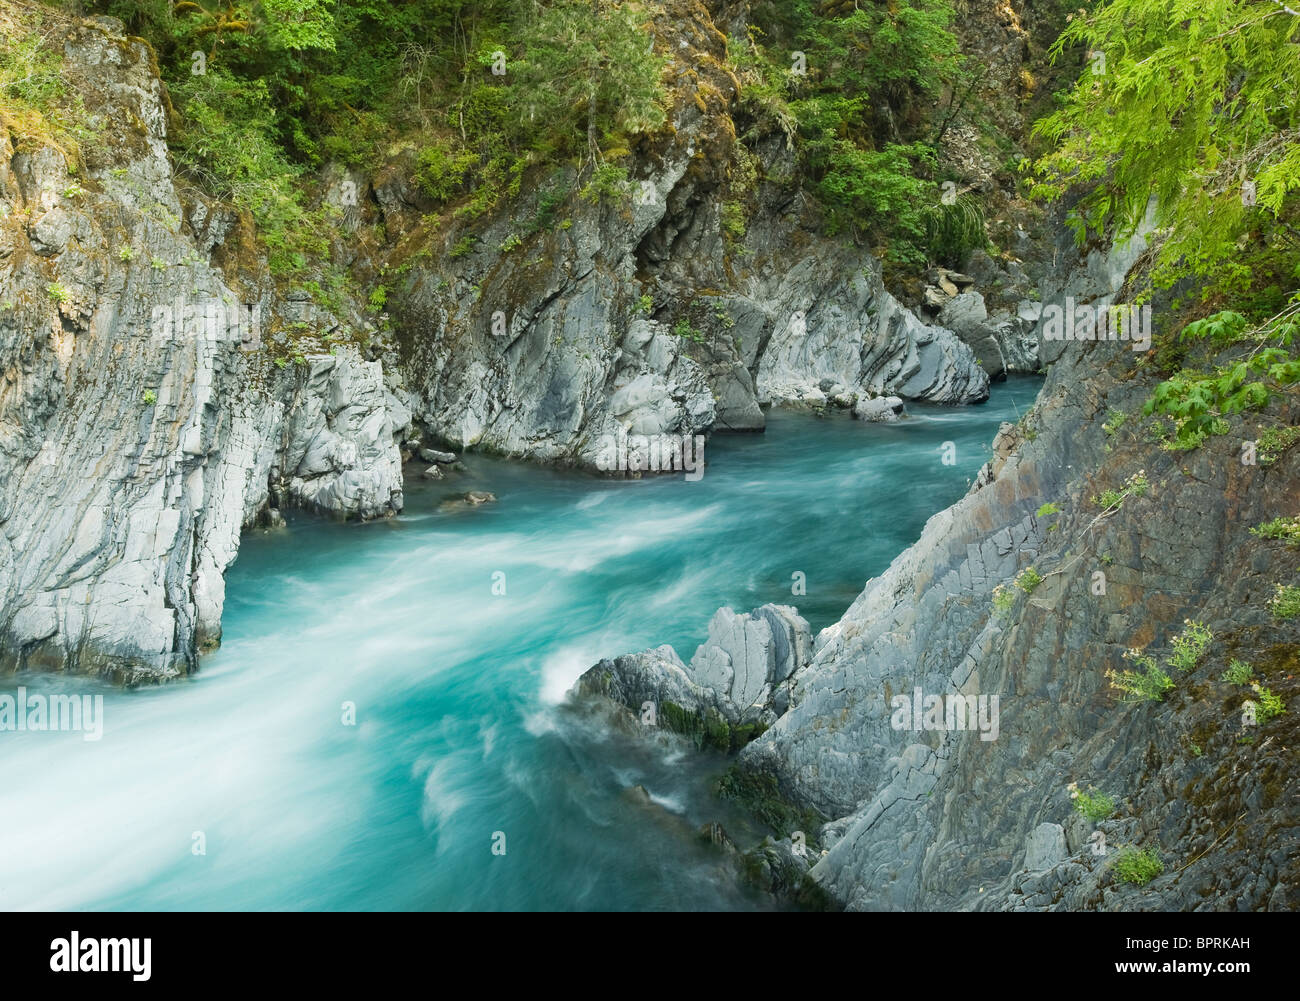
[634,294,654,316]
[734,0,963,261]
[1112,846,1163,886]
[1269,583,1300,619]
[814,142,937,263]
[1092,470,1149,510]
[1258,424,1300,465]
[1251,682,1285,724]
[1158,415,1230,453]
[1168,620,1213,673]
[260,0,337,53]
[367,285,388,313]
[721,201,747,243]
[118,246,134,262]
[69,0,964,279]
[1108,649,1174,703]
[1143,306,1300,447]
[1102,410,1127,436]
[526,185,568,236]
[45,282,69,304]
[69,0,663,274]
[1036,502,1060,519]
[1014,567,1043,594]
[169,68,316,274]
[991,584,1015,614]
[579,163,629,205]
[511,0,667,158]
[1251,516,1300,547]
[1072,786,1115,823]
[414,142,476,203]
[673,318,705,344]
[1029,0,1300,297]
[923,194,986,269]
[1222,659,1254,685]
[0,11,93,158]
[141,389,157,406]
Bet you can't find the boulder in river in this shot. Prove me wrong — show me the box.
[853,395,905,422]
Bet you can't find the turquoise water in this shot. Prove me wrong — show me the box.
[0,379,1040,911]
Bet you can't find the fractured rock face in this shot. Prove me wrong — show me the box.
[574,604,813,729]
[753,257,990,408]
[277,349,403,520]
[689,605,812,715]
[0,21,403,682]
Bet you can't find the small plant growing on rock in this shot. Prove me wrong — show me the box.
[673,318,705,344]
[46,282,69,304]
[141,389,157,406]
[63,182,84,199]
[1112,846,1163,885]
[1251,682,1285,724]
[1107,648,1175,702]
[635,294,653,315]
[1257,425,1300,465]
[1069,783,1115,822]
[992,585,1015,615]
[1222,659,1253,685]
[1092,470,1148,510]
[1168,620,1212,672]
[1014,567,1043,593]
[118,246,134,262]
[1251,516,1300,547]
[1268,583,1300,619]
[1036,501,1060,518]
[579,163,629,204]
[449,235,476,259]
[1102,410,1127,436]
[150,256,166,271]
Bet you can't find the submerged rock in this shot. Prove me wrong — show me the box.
[440,490,497,510]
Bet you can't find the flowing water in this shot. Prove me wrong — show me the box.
[0,379,1040,911]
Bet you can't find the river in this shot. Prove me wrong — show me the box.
[0,379,1040,910]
